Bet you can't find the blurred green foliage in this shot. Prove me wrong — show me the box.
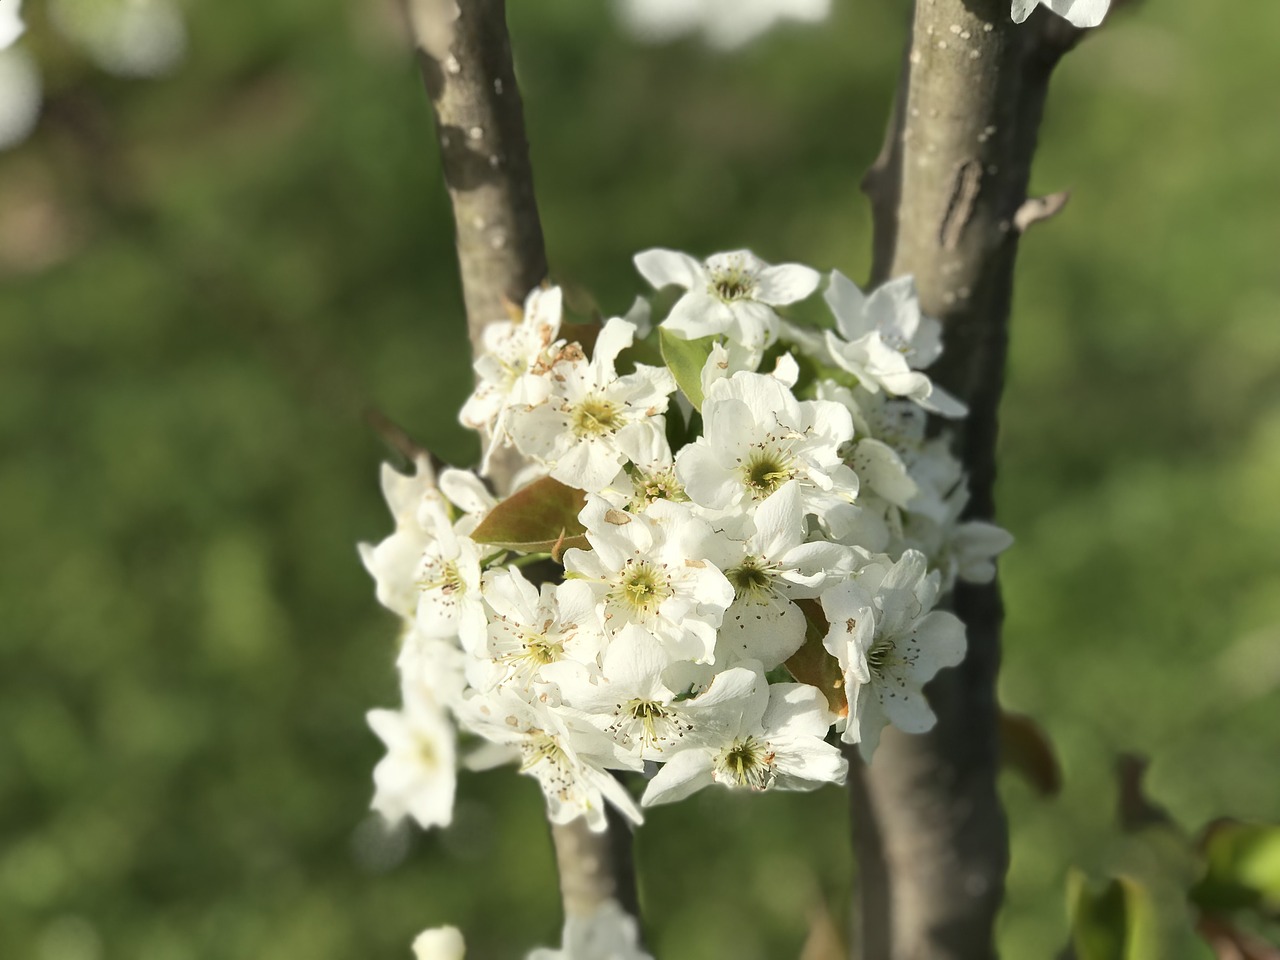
[1,1,1278,958]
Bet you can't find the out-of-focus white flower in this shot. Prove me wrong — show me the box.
[526,899,651,960]
[0,0,25,49]
[414,926,466,960]
[0,46,40,151]
[50,0,188,78]
[641,663,847,805]
[367,681,457,830]
[637,248,820,368]
[617,0,831,51]
[1011,0,1110,28]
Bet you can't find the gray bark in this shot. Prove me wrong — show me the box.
[854,3,1094,958]
[403,0,639,925]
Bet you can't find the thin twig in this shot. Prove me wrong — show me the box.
[402,0,640,926]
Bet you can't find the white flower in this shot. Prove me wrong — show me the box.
[709,480,855,668]
[460,285,564,473]
[1011,0,1110,28]
[412,513,488,650]
[814,381,920,511]
[359,456,443,620]
[636,248,820,366]
[823,272,966,418]
[820,550,966,760]
[367,681,457,830]
[50,0,188,78]
[675,370,859,523]
[903,478,1014,591]
[561,497,734,664]
[641,663,847,805]
[1,0,25,49]
[551,628,699,761]
[0,45,40,151]
[459,689,643,831]
[616,0,830,51]
[527,899,651,960]
[604,425,687,511]
[471,566,604,694]
[510,317,676,494]
[414,926,466,960]
[398,629,468,709]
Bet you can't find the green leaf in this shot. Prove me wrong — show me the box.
[1067,870,1136,960]
[469,477,590,561]
[659,329,717,411]
[785,599,847,718]
[1194,820,1280,914]
[1064,870,1167,960]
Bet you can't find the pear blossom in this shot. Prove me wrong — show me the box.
[560,497,734,664]
[820,550,966,760]
[642,663,847,805]
[675,370,859,525]
[617,0,830,51]
[414,926,466,960]
[551,629,699,761]
[602,424,687,511]
[1011,0,1110,28]
[460,285,564,473]
[460,688,643,831]
[709,480,855,668]
[527,899,651,960]
[367,681,457,830]
[359,456,443,620]
[359,459,495,649]
[510,316,676,494]
[0,45,39,151]
[823,272,966,417]
[636,248,820,366]
[361,244,1002,892]
[471,566,604,694]
[1,0,24,49]
[903,478,1014,590]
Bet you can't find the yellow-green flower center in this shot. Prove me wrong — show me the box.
[711,268,755,303]
[616,562,671,615]
[571,394,624,437]
[866,639,892,678]
[715,736,776,790]
[728,556,774,599]
[743,449,794,499]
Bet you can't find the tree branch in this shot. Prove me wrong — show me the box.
[403,0,639,926]
[855,3,1091,957]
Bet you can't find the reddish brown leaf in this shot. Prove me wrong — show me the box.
[470,476,590,558]
[999,710,1063,798]
[786,599,847,717]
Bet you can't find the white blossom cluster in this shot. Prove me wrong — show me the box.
[612,0,1110,52]
[360,247,1014,858]
[0,0,187,151]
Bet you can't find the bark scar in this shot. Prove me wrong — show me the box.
[939,159,984,251]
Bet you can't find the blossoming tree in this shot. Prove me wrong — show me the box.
[355,1,1156,957]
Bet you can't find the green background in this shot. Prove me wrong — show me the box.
[2,1,1278,957]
